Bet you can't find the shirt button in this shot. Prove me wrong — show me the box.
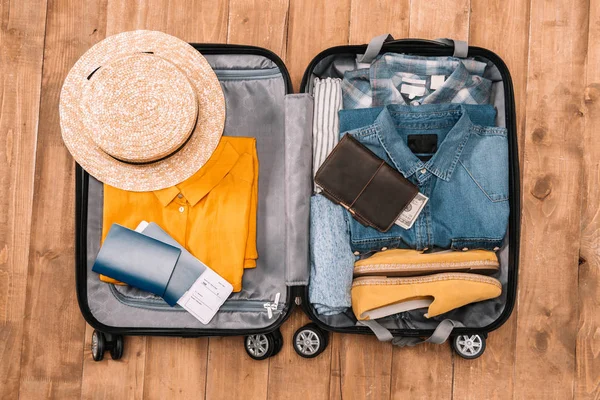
[381,247,388,251]
[462,247,469,251]
[178,206,185,213]
[353,251,360,256]
[420,168,427,174]
[411,100,421,106]
[177,193,183,199]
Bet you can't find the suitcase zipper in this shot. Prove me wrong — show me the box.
[213,68,282,81]
[109,285,283,318]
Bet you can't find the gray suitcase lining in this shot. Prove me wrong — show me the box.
[85,54,299,330]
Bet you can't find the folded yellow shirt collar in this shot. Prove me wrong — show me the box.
[153,138,241,207]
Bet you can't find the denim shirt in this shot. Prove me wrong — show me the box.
[338,104,509,253]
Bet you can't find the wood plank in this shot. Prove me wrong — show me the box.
[512,0,589,397]
[452,1,531,398]
[80,324,146,400]
[348,0,409,45]
[134,0,228,395]
[408,0,470,41]
[143,337,208,400]
[391,344,453,400]
[205,336,269,400]
[0,0,48,398]
[78,4,148,398]
[267,309,331,400]
[328,333,342,400]
[17,0,107,398]
[336,3,411,399]
[285,0,351,90]
[106,0,228,42]
[200,2,285,398]
[576,1,600,398]
[339,334,393,400]
[227,0,289,59]
[469,0,531,168]
[387,4,469,399]
[96,2,228,399]
[269,2,351,398]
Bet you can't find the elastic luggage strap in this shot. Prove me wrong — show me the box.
[358,34,468,64]
[358,319,461,346]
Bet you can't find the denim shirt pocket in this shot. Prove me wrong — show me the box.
[459,128,509,203]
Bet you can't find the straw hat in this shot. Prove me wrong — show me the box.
[60,30,225,191]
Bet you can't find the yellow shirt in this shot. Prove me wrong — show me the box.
[101,136,259,292]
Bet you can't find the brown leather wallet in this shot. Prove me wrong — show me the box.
[314,134,418,232]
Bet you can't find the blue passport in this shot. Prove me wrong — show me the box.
[138,222,207,306]
[92,223,207,306]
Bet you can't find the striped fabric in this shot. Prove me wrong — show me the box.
[343,53,492,109]
[312,77,342,191]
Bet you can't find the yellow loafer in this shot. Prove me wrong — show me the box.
[353,249,499,277]
[351,273,502,320]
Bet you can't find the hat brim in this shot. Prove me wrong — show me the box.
[60,30,225,192]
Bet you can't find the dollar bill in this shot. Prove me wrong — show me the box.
[395,192,429,229]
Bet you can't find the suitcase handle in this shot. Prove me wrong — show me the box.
[358,34,469,64]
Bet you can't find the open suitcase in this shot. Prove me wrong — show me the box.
[76,35,520,361]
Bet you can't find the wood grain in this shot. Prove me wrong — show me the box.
[338,334,393,400]
[228,0,289,59]
[577,1,600,397]
[348,0,410,45]
[391,344,453,400]
[469,0,531,168]
[285,0,351,90]
[143,337,208,400]
[452,0,531,397]
[513,0,589,397]
[202,3,285,397]
[328,333,343,400]
[104,2,229,398]
[17,0,106,398]
[77,4,148,398]
[337,4,411,399]
[387,5,470,399]
[271,0,352,396]
[0,0,47,398]
[267,310,331,400]
[106,0,228,42]
[408,0,470,41]
[205,336,269,400]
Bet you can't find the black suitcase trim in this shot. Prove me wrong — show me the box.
[75,44,295,337]
[299,40,520,338]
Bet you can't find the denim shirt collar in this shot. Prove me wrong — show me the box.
[357,106,473,181]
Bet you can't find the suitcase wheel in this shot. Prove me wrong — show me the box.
[91,330,105,362]
[293,323,328,359]
[244,330,282,361]
[91,330,124,362]
[451,333,486,359]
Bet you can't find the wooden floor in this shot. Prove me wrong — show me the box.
[0,0,599,399]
